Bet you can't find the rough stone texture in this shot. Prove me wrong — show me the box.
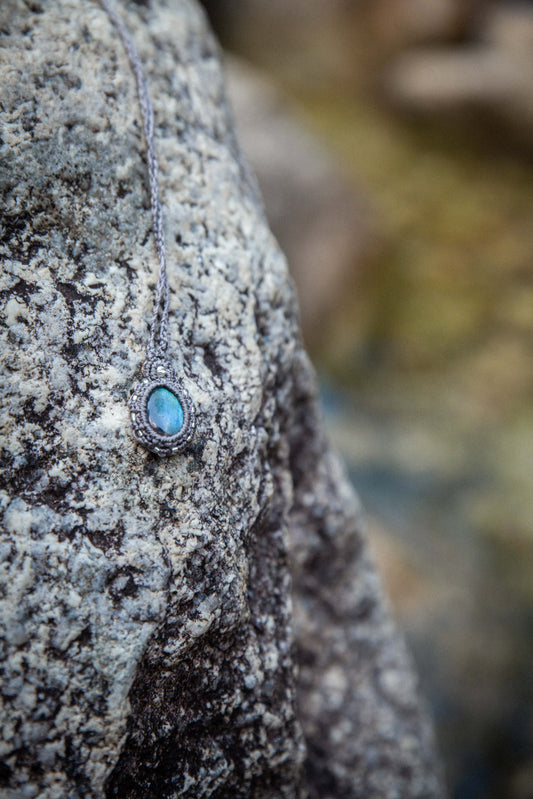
[0,1,444,797]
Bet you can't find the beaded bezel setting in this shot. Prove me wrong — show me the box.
[128,358,194,457]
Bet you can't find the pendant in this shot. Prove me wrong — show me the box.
[128,357,195,456]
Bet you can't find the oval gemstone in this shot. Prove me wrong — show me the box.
[146,387,184,436]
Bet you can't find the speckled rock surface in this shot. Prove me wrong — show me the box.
[0,1,444,797]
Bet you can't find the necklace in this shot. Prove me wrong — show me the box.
[98,0,195,457]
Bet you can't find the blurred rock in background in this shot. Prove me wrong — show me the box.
[202,2,533,798]
[383,4,533,150]
[226,57,375,345]
[364,0,485,48]
[209,0,533,153]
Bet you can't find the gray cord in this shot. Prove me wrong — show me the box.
[98,0,170,357]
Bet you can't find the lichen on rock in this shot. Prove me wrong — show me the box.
[0,1,444,797]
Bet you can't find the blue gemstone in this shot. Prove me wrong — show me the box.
[147,387,184,436]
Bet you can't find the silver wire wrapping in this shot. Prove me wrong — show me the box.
[128,359,195,456]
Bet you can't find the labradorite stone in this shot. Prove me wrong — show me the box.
[147,387,184,436]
